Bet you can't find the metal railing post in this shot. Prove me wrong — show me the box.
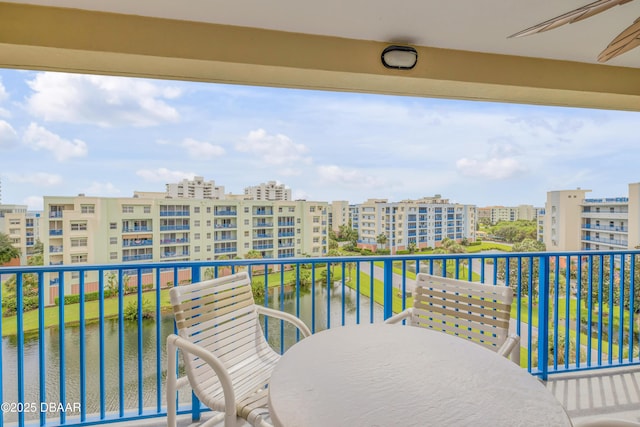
[537,255,549,381]
[383,258,394,320]
[191,266,201,422]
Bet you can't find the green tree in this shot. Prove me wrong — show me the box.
[0,232,20,264]
[407,242,417,254]
[376,233,388,249]
[496,239,544,301]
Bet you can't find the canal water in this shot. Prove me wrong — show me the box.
[1,283,383,423]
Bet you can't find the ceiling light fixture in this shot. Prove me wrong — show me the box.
[381,45,418,70]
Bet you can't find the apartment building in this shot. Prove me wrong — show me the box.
[542,183,640,252]
[477,205,538,224]
[43,194,328,265]
[328,201,351,232]
[352,196,476,253]
[41,194,328,302]
[244,181,291,201]
[166,176,225,199]
[0,204,42,262]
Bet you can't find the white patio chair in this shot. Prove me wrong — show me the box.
[385,273,520,361]
[166,271,312,427]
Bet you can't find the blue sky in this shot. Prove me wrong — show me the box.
[0,68,638,210]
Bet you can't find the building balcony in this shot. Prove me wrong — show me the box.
[122,226,153,233]
[254,222,273,228]
[278,221,295,227]
[215,210,237,216]
[49,245,63,253]
[253,233,273,239]
[581,212,628,220]
[278,232,295,237]
[159,211,190,216]
[122,239,153,247]
[582,224,628,232]
[214,223,237,229]
[3,250,640,427]
[160,252,190,259]
[49,229,63,236]
[214,247,236,254]
[214,236,236,241]
[160,238,189,245]
[582,236,628,247]
[253,244,274,250]
[159,225,189,231]
[48,211,63,218]
[122,253,153,262]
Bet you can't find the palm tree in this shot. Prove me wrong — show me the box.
[0,232,20,264]
[376,233,388,249]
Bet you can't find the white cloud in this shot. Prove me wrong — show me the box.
[456,157,526,180]
[6,172,62,186]
[136,168,196,182]
[26,72,181,127]
[0,120,18,149]
[23,196,43,211]
[84,181,121,196]
[0,78,9,117]
[236,129,312,170]
[181,138,225,160]
[316,165,383,188]
[23,123,88,161]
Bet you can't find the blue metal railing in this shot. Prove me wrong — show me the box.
[2,250,640,426]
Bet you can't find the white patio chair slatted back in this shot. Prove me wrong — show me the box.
[386,273,519,360]
[410,273,513,352]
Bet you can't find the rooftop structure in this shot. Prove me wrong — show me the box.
[244,181,291,201]
[166,176,225,200]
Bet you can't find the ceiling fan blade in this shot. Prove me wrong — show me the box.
[598,16,640,61]
[509,0,635,38]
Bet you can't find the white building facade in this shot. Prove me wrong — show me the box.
[352,196,476,253]
[166,176,225,200]
[244,181,291,201]
[0,204,42,263]
[542,183,640,252]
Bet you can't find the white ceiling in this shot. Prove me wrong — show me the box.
[4,0,640,68]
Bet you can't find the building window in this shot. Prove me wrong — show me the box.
[122,205,134,213]
[194,246,200,253]
[70,221,88,231]
[206,232,211,239]
[245,231,250,237]
[244,243,250,248]
[206,245,211,251]
[80,204,95,214]
[71,254,88,263]
[206,207,211,213]
[143,206,151,214]
[110,222,117,230]
[195,233,200,240]
[194,207,200,213]
[110,252,118,260]
[310,206,315,212]
[206,220,211,226]
[71,238,88,247]
[244,207,250,213]
[244,219,250,225]
[110,237,117,245]
[194,220,200,227]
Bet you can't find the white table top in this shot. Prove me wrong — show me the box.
[268,323,572,427]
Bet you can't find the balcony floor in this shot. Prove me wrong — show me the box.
[105,366,640,427]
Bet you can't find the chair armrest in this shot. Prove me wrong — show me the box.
[166,334,237,427]
[497,334,520,359]
[384,308,413,324]
[256,305,312,338]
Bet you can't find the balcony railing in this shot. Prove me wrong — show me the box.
[3,250,640,426]
[582,224,628,232]
[49,230,63,236]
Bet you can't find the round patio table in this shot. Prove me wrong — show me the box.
[268,323,572,427]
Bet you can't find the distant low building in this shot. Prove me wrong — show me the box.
[477,205,538,224]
